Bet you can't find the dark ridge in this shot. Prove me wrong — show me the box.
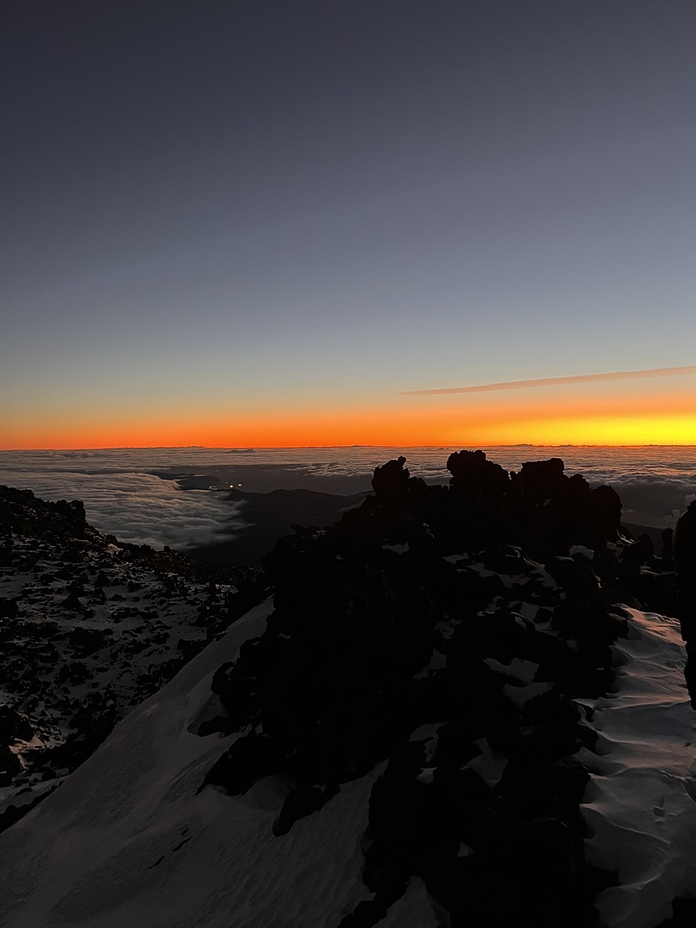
[200,452,669,927]
[186,487,369,567]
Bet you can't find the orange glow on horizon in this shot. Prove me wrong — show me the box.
[3,398,696,451]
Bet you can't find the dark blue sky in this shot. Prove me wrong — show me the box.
[2,0,695,447]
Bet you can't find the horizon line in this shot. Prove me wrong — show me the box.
[3,442,696,453]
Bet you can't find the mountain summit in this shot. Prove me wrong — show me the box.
[1,455,695,927]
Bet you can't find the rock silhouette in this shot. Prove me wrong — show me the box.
[202,453,641,927]
[1,457,689,925]
[674,500,696,706]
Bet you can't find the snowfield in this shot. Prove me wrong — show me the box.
[582,609,696,927]
[0,602,694,928]
[0,601,392,928]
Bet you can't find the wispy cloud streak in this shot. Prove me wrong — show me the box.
[399,365,696,396]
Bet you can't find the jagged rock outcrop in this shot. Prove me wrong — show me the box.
[200,453,638,927]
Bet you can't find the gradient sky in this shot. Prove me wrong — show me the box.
[2,0,695,449]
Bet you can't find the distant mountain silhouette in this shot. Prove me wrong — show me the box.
[187,487,369,567]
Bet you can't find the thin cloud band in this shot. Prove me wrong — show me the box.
[399,365,696,396]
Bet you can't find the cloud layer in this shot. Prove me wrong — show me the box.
[0,466,246,550]
[2,448,695,543]
[399,365,696,396]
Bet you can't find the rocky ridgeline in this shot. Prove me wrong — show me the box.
[0,485,258,830]
[199,452,680,928]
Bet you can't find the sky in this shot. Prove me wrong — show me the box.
[1,0,695,449]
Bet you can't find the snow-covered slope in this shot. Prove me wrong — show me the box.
[0,600,401,928]
[0,486,248,824]
[0,603,694,928]
[582,609,696,927]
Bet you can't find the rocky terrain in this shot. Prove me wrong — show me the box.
[0,454,693,927]
[197,452,665,927]
[0,485,260,829]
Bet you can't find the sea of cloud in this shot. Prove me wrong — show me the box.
[1,446,694,548]
[0,460,246,550]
